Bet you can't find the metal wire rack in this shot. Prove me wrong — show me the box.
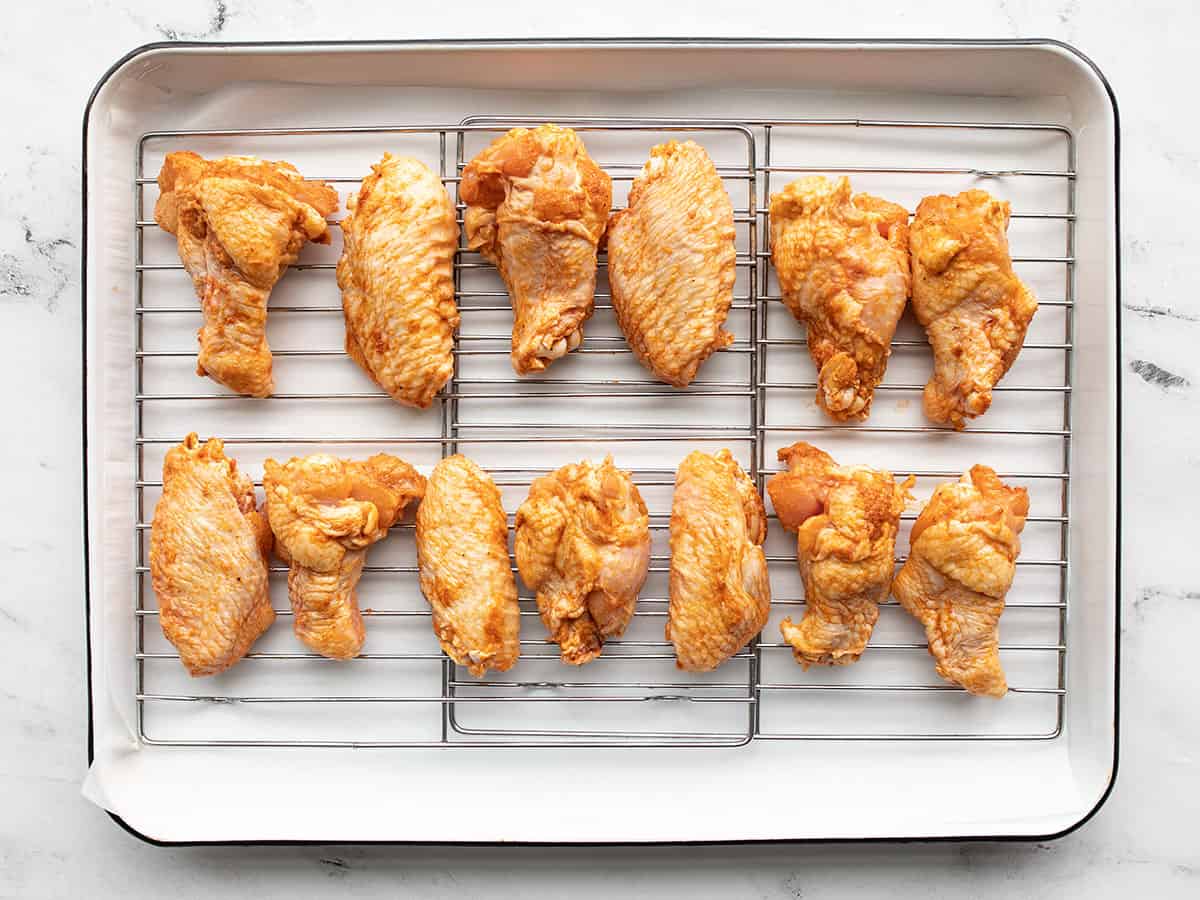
[132,115,1074,748]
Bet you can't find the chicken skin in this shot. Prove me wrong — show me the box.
[892,466,1029,697]
[154,152,338,397]
[770,176,911,420]
[149,434,274,676]
[515,457,651,665]
[263,453,425,659]
[415,455,521,676]
[767,443,912,668]
[667,450,770,672]
[607,140,737,387]
[460,125,612,374]
[337,154,460,408]
[909,190,1039,429]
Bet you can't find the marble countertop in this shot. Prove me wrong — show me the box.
[4,0,1196,896]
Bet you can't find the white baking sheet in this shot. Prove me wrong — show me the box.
[83,42,1118,842]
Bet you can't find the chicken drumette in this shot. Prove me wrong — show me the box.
[767,442,912,668]
[667,450,770,672]
[150,434,274,676]
[337,154,460,409]
[515,457,651,665]
[892,466,1029,697]
[264,453,425,659]
[909,190,1039,429]
[607,140,736,387]
[460,125,612,374]
[769,176,911,421]
[154,152,338,397]
[415,455,521,676]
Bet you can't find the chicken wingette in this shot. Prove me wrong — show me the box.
[607,140,736,387]
[149,433,274,676]
[337,154,459,408]
[667,450,770,672]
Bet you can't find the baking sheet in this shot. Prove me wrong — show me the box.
[83,41,1118,842]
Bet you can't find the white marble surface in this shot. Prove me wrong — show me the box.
[2,0,1196,896]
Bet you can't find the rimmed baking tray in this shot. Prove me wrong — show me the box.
[82,38,1119,844]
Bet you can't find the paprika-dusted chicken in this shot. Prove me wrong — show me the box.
[263,453,425,660]
[415,455,521,676]
[150,433,274,676]
[154,152,339,397]
[607,140,736,387]
[767,442,912,668]
[892,466,1029,697]
[909,190,1039,429]
[337,154,459,409]
[667,450,770,672]
[769,176,911,420]
[460,125,612,374]
[515,457,651,665]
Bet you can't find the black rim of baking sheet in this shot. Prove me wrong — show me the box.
[80,36,1122,848]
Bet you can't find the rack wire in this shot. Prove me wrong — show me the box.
[132,115,1074,748]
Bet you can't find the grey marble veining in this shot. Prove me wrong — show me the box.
[2,0,1197,896]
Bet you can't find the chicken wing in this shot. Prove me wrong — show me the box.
[154,152,338,397]
[667,450,770,672]
[460,125,612,374]
[149,433,274,676]
[767,442,912,668]
[415,455,521,676]
[263,453,425,659]
[909,190,1039,429]
[892,465,1029,697]
[607,140,736,387]
[337,154,459,408]
[769,176,911,420]
[515,457,651,665]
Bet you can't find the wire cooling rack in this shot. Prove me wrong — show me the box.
[132,116,1073,748]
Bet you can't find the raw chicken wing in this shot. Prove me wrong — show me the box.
[460,125,611,374]
[909,190,1038,428]
[415,455,521,676]
[154,152,338,396]
[337,154,459,408]
[264,453,425,659]
[770,176,911,420]
[149,433,274,676]
[515,457,651,664]
[607,140,736,387]
[767,442,911,668]
[667,450,770,671]
[892,465,1029,697]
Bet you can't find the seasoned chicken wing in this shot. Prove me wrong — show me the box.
[892,466,1029,697]
[415,455,521,676]
[767,442,912,668]
[770,176,911,420]
[515,457,651,665]
[460,125,612,374]
[607,140,736,387]
[910,190,1039,429]
[263,453,425,659]
[337,154,459,408]
[667,450,770,672]
[149,433,274,676]
[154,152,338,397]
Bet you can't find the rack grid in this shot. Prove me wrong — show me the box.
[132,115,1073,747]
